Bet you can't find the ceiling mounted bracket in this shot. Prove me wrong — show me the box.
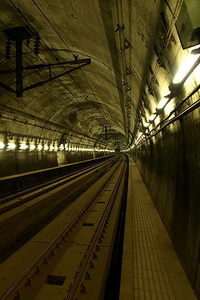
[0,26,91,97]
[23,58,91,92]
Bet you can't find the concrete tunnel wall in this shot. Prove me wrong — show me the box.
[131,106,200,297]
[0,149,105,177]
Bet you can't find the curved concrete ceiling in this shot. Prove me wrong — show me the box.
[0,0,185,149]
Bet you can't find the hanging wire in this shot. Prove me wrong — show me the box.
[7,0,109,124]
[4,0,110,145]
[30,0,109,123]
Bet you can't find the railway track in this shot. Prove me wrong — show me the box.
[0,155,117,215]
[0,155,115,200]
[0,155,128,300]
[0,155,118,257]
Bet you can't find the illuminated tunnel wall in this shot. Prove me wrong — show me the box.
[132,90,200,297]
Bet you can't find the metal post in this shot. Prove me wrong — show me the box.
[15,38,23,97]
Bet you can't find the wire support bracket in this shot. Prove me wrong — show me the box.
[0,26,91,97]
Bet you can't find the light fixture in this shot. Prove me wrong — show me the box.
[0,142,5,149]
[7,142,16,150]
[44,145,49,151]
[59,144,64,151]
[157,97,169,109]
[29,144,36,150]
[143,122,150,128]
[20,143,28,150]
[149,113,157,122]
[37,144,43,150]
[49,145,54,151]
[133,131,143,146]
[173,46,200,84]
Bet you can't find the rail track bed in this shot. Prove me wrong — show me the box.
[0,155,118,257]
[0,155,115,213]
[0,155,115,200]
[0,155,128,300]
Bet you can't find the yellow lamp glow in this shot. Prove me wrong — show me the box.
[29,144,36,150]
[149,114,156,121]
[0,142,5,149]
[37,145,43,150]
[7,142,16,150]
[20,143,28,150]
[59,144,64,151]
[157,97,169,109]
[173,50,200,84]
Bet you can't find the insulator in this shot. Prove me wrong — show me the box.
[34,42,40,55]
[34,35,41,55]
[5,40,11,59]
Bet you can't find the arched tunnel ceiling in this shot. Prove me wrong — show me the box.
[0,0,181,149]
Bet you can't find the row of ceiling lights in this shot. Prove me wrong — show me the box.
[131,45,200,148]
[143,45,199,128]
[0,141,114,152]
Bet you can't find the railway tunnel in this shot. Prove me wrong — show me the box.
[0,0,199,299]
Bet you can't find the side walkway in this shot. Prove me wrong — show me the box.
[120,157,196,300]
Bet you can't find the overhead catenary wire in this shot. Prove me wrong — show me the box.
[4,0,111,146]
[29,0,109,125]
[6,1,109,122]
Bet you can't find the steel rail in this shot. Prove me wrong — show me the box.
[0,155,116,202]
[0,154,115,199]
[66,159,126,299]
[1,158,124,300]
[0,156,118,214]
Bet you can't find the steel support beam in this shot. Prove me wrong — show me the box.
[23,60,91,92]
[15,38,23,97]
[1,26,91,97]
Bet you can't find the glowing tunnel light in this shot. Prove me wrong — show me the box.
[157,97,169,109]
[133,131,143,147]
[149,113,156,121]
[20,143,28,150]
[0,142,5,149]
[59,144,64,151]
[49,145,54,151]
[7,142,16,150]
[29,144,36,150]
[143,122,150,128]
[173,50,200,84]
[37,144,43,150]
